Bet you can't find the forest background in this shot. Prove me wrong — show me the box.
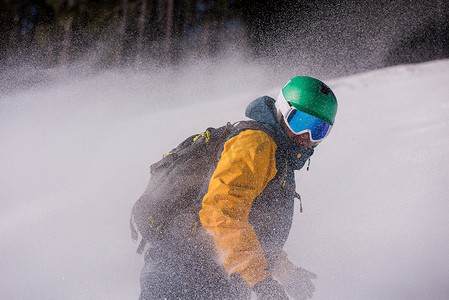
[1,0,448,79]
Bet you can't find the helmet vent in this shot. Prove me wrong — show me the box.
[319,83,331,96]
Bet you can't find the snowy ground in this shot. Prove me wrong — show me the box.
[1,58,448,299]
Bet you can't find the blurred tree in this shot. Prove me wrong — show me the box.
[164,0,174,62]
[135,0,149,67]
[44,0,77,66]
[115,0,129,64]
[0,0,19,61]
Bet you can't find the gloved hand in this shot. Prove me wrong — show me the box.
[272,251,317,300]
[252,276,289,300]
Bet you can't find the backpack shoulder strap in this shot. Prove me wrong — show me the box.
[233,120,270,134]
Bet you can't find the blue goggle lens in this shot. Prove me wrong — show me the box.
[287,109,331,141]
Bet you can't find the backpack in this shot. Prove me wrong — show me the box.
[130,121,269,254]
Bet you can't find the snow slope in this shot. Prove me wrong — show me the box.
[1,59,448,299]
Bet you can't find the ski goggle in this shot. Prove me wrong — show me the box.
[277,91,333,142]
[285,108,332,142]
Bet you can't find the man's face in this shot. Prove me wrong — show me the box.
[281,118,319,149]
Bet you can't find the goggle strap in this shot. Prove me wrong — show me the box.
[276,90,291,116]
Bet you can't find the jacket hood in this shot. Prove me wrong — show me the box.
[245,96,314,170]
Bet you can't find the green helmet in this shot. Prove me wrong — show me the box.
[278,76,338,125]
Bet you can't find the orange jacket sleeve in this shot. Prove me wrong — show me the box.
[199,129,278,287]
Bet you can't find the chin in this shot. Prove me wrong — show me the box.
[296,141,310,148]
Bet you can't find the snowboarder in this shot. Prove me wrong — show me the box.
[137,76,338,299]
